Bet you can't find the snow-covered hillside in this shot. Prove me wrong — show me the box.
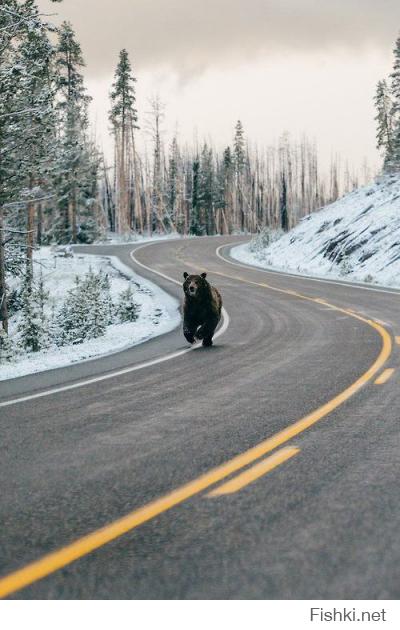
[232,175,400,288]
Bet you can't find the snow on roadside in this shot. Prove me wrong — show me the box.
[231,175,400,289]
[0,247,180,382]
[96,232,187,245]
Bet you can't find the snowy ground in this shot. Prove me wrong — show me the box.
[1,247,180,381]
[96,232,184,245]
[231,175,400,289]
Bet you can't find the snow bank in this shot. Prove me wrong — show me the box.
[0,248,180,381]
[96,232,187,245]
[231,175,400,288]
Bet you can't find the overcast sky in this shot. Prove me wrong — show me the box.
[38,0,400,171]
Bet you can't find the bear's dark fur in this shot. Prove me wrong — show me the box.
[182,272,222,347]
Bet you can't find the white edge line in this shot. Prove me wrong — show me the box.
[216,242,400,297]
[0,243,230,409]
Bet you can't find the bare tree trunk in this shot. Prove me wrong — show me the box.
[26,199,35,291]
[37,202,42,246]
[71,181,77,242]
[0,204,8,333]
[120,127,127,232]
[103,160,114,231]
[131,128,143,233]
[68,179,77,243]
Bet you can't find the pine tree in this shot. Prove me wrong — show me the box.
[99,270,114,325]
[375,80,394,170]
[198,143,215,235]
[13,19,56,186]
[233,120,245,174]
[0,1,57,207]
[167,136,179,226]
[190,158,202,235]
[55,268,112,345]
[18,270,48,353]
[55,275,84,345]
[390,34,400,169]
[169,136,185,233]
[54,21,92,243]
[116,285,140,322]
[109,50,139,234]
[146,96,168,233]
[233,121,246,230]
[280,171,288,232]
[84,269,111,335]
[222,147,234,232]
[0,328,15,364]
[0,1,58,314]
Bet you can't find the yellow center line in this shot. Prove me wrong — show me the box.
[208,447,300,496]
[0,263,393,599]
[374,368,395,385]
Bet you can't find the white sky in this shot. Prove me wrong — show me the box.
[37,0,400,171]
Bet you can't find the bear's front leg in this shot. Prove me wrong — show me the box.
[183,325,196,344]
[194,325,204,340]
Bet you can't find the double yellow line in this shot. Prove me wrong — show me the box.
[0,264,393,599]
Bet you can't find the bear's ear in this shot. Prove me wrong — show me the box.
[183,272,189,279]
[201,272,207,279]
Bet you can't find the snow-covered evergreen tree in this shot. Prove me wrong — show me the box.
[53,21,93,243]
[116,285,140,323]
[10,8,57,196]
[375,80,394,169]
[233,120,246,175]
[220,146,234,232]
[146,96,167,233]
[390,35,400,169]
[199,143,216,235]
[18,270,49,353]
[0,328,15,364]
[167,136,180,226]
[233,121,246,230]
[109,49,139,233]
[190,158,202,235]
[1,1,57,328]
[83,268,112,336]
[280,171,289,232]
[55,268,112,345]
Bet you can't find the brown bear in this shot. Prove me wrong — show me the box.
[182,272,222,347]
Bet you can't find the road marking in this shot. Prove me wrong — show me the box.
[0,247,230,409]
[0,303,391,598]
[374,319,390,327]
[0,240,393,597]
[374,368,395,385]
[208,447,300,496]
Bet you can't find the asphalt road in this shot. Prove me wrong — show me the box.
[0,236,400,599]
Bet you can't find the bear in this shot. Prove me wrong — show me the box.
[182,272,222,347]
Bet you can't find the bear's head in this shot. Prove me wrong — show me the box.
[183,272,209,299]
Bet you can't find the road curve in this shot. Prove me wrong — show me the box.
[0,236,399,599]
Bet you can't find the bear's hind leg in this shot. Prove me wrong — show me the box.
[200,316,219,347]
